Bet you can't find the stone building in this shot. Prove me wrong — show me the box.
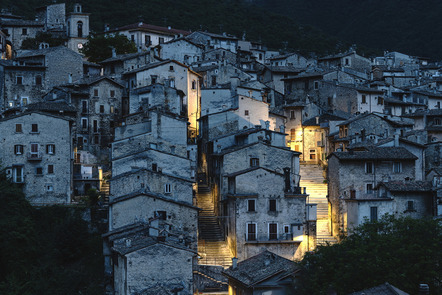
[157,37,204,65]
[0,59,46,110]
[186,31,238,53]
[327,147,418,237]
[16,46,83,90]
[0,16,44,54]
[66,3,90,54]
[35,3,65,33]
[100,51,156,78]
[318,51,372,72]
[0,110,73,204]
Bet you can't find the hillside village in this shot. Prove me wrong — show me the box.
[0,3,441,295]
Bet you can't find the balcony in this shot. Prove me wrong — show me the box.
[27,152,42,161]
[245,233,301,244]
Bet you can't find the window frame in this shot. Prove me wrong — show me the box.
[14,144,24,155]
[46,144,55,155]
[269,199,277,212]
[15,123,23,133]
[365,161,374,174]
[47,165,54,174]
[246,223,257,241]
[268,223,278,240]
[250,157,259,167]
[247,199,256,212]
[393,161,402,173]
[16,76,23,85]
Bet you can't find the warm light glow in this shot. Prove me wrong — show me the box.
[293,235,304,242]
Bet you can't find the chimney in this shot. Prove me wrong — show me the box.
[418,284,429,295]
[394,134,399,147]
[232,257,238,270]
[68,73,72,83]
[315,116,320,125]
[283,167,291,192]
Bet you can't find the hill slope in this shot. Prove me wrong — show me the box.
[253,0,442,59]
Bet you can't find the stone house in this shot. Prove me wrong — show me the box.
[202,48,237,66]
[0,110,73,204]
[157,37,204,65]
[262,65,304,94]
[122,60,201,137]
[268,52,311,68]
[104,22,190,51]
[103,224,196,295]
[406,109,442,142]
[16,46,83,89]
[195,62,253,88]
[35,3,65,33]
[44,76,124,161]
[346,181,435,232]
[424,141,442,173]
[186,31,238,53]
[100,51,156,78]
[0,59,46,110]
[0,18,44,53]
[222,250,299,295]
[318,51,372,72]
[327,147,418,236]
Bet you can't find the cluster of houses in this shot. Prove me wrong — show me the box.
[0,2,441,295]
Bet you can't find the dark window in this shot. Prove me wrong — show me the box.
[290,110,295,120]
[155,211,166,220]
[16,76,23,85]
[48,165,54,174]
[30,143,39,157]
[145,35,151,46]
[378,97,384,105]
[16,124,22,133]
[211,76,217,86]
[131,35,135,42]
[393,162,402,173]
[46,144,55,154]
[192,80,196,89]
[152,163,158,172]
[81,118,87,129]
[248,199,255,212]
[35,75,42,85]
[22,28,27,35]
[366,183,374,194]
[82,101,88,113]
[370,206,378,222]
[365,162,373,174]
[77,21,83,37]
[269,199,277,212]
[31,124,38,133]
[93,89,99,97]
[110,90,115,97]
[36,167,43,175]
[100,105,104,113]
[244,110,249,116]
[269,223,277,240]
[93,120,98,133]
[94,135,99,144]
[151,75,157,84]
[110,65,115,74]
[159,37,164,44]
[14,145,23,155]
[169,65,174,71]
[361,95,367,104]
[250,158,259,167]
[407,201,415,211]
[247,223,256,241]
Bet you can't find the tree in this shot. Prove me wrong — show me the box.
[297,215,442,295]
[80,33,137,62]
[21,32,65,50]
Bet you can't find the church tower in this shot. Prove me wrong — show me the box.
[66,3,90,54]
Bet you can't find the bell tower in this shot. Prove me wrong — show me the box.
[66,3,90,54]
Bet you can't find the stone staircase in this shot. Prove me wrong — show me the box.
[197,185,233,268]
[300,164,337,246]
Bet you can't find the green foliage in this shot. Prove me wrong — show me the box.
[80,33,137,62]
[21,32,65,50]
[0,172,103,295]
[297,215,442,295]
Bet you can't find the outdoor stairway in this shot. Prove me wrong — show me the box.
[300,164,337,246]
[100,180,110,205]
[197,185,233,268]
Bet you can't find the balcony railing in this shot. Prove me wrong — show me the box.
[27,152,42,161]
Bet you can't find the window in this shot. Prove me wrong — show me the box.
[393,162,402,173]
[77,21,83,37]
[284,224,290,234]
[290,110,295,120]
[150,143,157,150]
[130,34,135,42]
[192,80,196,89]
[155,211,167,220]
[169,78,175,88]
[435,118,441,125]
[345,58,350,66]
[110,106,115,113]
[46,144,55,154]
[93,89,99,97]
[16,76,23,85]
[30,143,39,157]
[100,105,104,113]
[110,65,115,74]
[370,206,378,222]
[48,165,54,174]
[22,28,27,35]
[93,120,98,133]
[159,37,164,44]
[365,161,373,174]
[151,75,157,84]
[110,90,115,97]
[361,95,367,104]
[169,65,174,71]
[15,124,23,133]
[366,183,374,194]
[21,97,28,106]
[13,166,24,183]
[152,163,158,172]
[211,76,217,86]
[247,223,257,241]
[250,157,259,167]
[14,145,24,155]
[309,149,316,160]
[36,167,43,175]
[82,101,88,113]
[378,96,384,105]
[314,81,319,90]
[247,199,256,212]
[407,201,415,211]
[269,223,278,240]
[35,75,42,85]
[81,118,88,129]
[46,184,54,192]
[145,35,151,46]
[94,135,99,144]
[269,199,277,212]
[244,110,249,116]
[164,183,172,194]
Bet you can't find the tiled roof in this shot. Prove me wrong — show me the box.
[100,51,150,64]
[16,46,76,58]
[107,22,190,36]
[23,101,77,113]
[1,19,43,27]
[379,181,434,192]
[265,65,304,73]
[348,282,409,295]
[303,113,347,126]
[223,166,284,178]
[330,147,417,161]
[222,250,299,287]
